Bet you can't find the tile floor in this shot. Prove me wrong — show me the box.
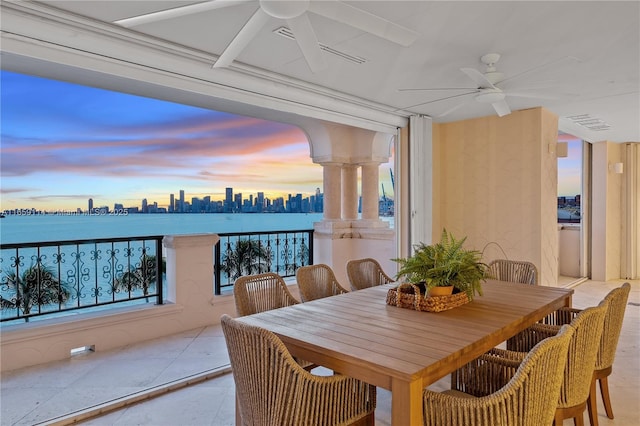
[1,279,638,426]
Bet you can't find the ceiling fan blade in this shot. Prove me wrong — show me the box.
[397,90,478,111]
[461,68,496,89]
[213,8,271,68]
[397,87,476,92]
[491,99,511,117]
[287,14,326,73]
[437,100,470,118]
[114,0,252,27]
[497,56,582,86]
[307,0,420,47]
[505,92,559,100]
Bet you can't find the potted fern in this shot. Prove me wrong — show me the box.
[393,229,487,300]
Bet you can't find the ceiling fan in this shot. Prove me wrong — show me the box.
[399,53,577,117]
[114,0,420,73]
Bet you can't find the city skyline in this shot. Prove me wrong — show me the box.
[1,71,579,212]
[0,70,395,212]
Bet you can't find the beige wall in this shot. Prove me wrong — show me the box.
[432,107,560,285]
[592,141,625,280]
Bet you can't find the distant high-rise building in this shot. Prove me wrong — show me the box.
[257,192,264,212]
[225,187,233,213]
[169,194,175,213]
[88,198,93,213]
[179,190,185,213]
[191,197,201,213]
[142,198,148,213]
[314,187,323,212]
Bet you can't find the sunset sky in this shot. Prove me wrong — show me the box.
[557,134,583,198]
[1,70,396,212]
[1,70,578,212]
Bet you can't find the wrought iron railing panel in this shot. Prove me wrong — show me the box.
[0,236,164,322]
[215,229,313,294]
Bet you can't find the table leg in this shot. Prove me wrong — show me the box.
[564,294,573,308]
[391,377,424,425]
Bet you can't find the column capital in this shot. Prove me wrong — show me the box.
[313,157,349,166]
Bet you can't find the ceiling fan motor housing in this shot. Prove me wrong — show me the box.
[480,53,504,84]
[481,53,501,67]
[259,0,310,19]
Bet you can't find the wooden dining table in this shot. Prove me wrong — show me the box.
[235,279,574,425]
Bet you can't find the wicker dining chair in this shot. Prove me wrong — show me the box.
[423,324,574,426]
[221,314,376,426]
[346,258,395,291]
[296,264,349,302]
[233,272,316,371]
[233,272,300,316]
[486,259,538,285]
[513,283,631,424]
[459,303,607,426]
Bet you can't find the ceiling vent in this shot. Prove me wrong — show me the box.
[565,114,611,131]
[273,27,366,65]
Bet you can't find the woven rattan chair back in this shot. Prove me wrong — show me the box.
[424,324,574,426]
[221,314,376,426]
[296,264,349,302]
[487,259,538,285]
[596,282,631,372]
[504,299,609,425]
[346,258,394,291]
[233,272,299,316]
[592,282,631,420]
[555,303,607,424]
[517,282,631,422]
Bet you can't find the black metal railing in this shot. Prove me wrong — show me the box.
[214,229,313,294]
[0,236,164,323]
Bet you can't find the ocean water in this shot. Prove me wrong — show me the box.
[0,213,326,245]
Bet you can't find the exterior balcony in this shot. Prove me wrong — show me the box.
[0,232,637,424]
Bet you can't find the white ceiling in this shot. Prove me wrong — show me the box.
[11,1,640,142]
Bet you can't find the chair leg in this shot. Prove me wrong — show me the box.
[575,414,585,426]
[554,410,563,426]
[598,376,615,419]
[235,393,243,425]
[349,412,375,426]
[587,379,599,426]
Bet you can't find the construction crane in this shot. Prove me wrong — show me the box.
[381,183,393,216]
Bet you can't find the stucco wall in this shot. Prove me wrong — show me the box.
[432,107,559,285]
[592,141,625,280]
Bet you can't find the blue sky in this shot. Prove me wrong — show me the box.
[1,70,388,211]
[1,70,576,212]
[557,135,583,197]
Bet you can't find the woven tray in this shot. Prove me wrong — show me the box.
[386,282,470,312]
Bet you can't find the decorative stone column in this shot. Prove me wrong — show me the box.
[342,165,358,220]
[360,163,380,220]
[322,163,342,220]
[304,122,396,283]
